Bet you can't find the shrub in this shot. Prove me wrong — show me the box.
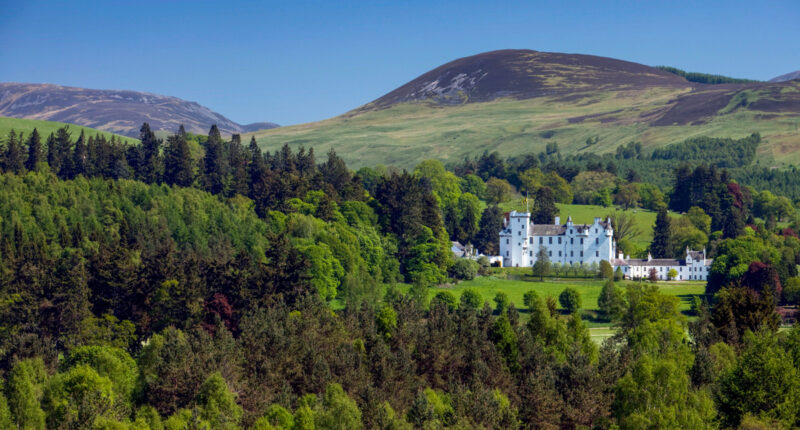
[450,259,479,281]
[559,288,582,314]
[460,289,483,310]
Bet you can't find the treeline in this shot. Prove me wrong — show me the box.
[656,65,759,84]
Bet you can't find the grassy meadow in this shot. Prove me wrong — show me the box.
[0,116,137,144]
[246,82,800,169]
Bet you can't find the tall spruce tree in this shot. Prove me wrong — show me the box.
[202,125,227,194]
[49,127,72,177]
[3,130,25,174]
[227,134,249,197]
[24,128,43,171]
[651,207,672,258]
[138,123,162,183]
[163,126,194,187]
[71,130,88,177]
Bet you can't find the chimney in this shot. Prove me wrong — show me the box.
[618,252,624,260]
[554,216,560,225]
[647,252,652,262]
[594,217,601,224]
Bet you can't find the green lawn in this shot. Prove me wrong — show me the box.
[434,273,706,326]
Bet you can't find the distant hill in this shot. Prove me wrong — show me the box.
[0,116,137,144]
[770,70,800,82]
[0,83,279,138]
[248,49,800,168]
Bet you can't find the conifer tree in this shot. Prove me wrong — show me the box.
[202,125,227,195]
[3,130,25,174]
[227,134,249,197]
[163,126,194,187]
[475,205,505,255]
[24,128,43,171]
[71,130,88,177]
[49,126,73,177]
[138,123,163,183]
[651,207,672,258]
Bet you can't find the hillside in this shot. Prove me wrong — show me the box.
[770,70,800,82]
[247,50,800,168]
[0,82,279,137]
[0,116,137,144]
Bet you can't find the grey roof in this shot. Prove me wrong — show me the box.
[531,221,611,236]
[688,251,705,260]
[626,259,682,267]
[531,225,567,236]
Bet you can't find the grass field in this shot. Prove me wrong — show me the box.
[0,117,137,145]
[434,273,706,327]
[246,83,800,169]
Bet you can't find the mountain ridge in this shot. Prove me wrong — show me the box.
[0,82,279,138]
[248,49,800,168]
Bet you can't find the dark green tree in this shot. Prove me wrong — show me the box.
[202,125,227,195]
[3,130,25,174]
[532,186,558,224]
[559,287,581,314]
[138,123,162,183]
[71,130,88,177]
[651,207,672,258]
[475,205,504,255]
[25,128,43,171]
[163,126,194,187]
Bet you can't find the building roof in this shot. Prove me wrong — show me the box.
[687,251,705,261]
[626,259,682,267]
[531,225,567,236]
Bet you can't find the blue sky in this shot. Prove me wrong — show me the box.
[1,0,798,125]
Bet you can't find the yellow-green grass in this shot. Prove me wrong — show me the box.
[246,83,800,169]
[435,275,706,326]
[0,117,137,144]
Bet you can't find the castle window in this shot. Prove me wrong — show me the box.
[580,238,584,244]
[558,237,562,244]
[549,251,552,257]
[570,251,574,257]
[595,238,599,244]
[518,231,521,236]
[506,239,509,244]
[529,251,532,256]
[548,237,552,244]
[559,251,562,256]
[580,251,583,257]
[539,237,543,244]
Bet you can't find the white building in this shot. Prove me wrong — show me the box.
[499,211,615,268]
[496,211,713,281]
[612,247,712,281]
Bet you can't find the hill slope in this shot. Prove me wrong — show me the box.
[0,116,137,144]
[770,70,800,82]
[0,83,279,138]
[247,50,800,169]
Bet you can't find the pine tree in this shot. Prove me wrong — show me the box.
[3,130,25,174]
[25,128,43,171]
[49,126,72,178]
[163,126,194,187]
[227,134,249,197]
[202,125,227,195]
[71,130,88,177]
[138,123,162,183]
[651,207,672,258]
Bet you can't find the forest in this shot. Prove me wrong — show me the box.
[655,66,759,84]
[0,124,799,429]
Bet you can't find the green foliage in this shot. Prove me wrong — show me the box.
[195,372,243,430]
[656,65,759,84]
[61,346,138,411]
[459,288,483,310]
[376,304,398,339]
[7,358,47,430]
[449,258,478,281]
[598,280,625,321]
[559,287,581,314]
[599,260,613,279]
[315,383,362,430]
[42,364,116,428]
[493,292,510,314]
[717,330,800,428]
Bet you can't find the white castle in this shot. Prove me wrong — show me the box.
[497,211,712,281]
[499,211,614,268]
